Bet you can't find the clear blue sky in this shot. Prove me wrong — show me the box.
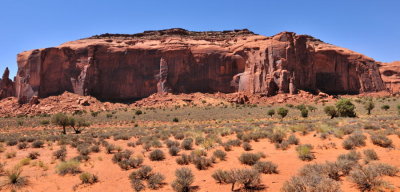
[1,0,399,78]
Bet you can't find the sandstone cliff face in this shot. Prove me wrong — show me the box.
[378,61,400,93]
[14,28,385,103]
[0,67,15,99]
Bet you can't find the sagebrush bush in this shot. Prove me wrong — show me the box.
[296,144,314,161]
[176,154,190,165]
[171,168,194,192]
[28,151,40,160]
[371,134,393,148]
[242,142,252,151]
[181,138,193,150]
[287,134,299,145]
[342,133,366,150]
[17,142,28,150]
[212,169,229,183]
[147,172,165,189]
[80,172,98,184]
[169,146,180,156]
[350,163,399,191]
[363,149,379,162]
[253,161,278,174]
[149,149,165,161]
[213,150,226,161]
[56,160,81,175]
[282,174,341,192]
[192,156,213,170]
[239,152,261,165]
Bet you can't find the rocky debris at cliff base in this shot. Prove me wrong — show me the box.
[0,92,127,117]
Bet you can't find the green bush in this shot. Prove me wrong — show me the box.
[323,106,338,119]
[381,105,390,111]
[364,100,375,115]
[336,98,356,117]
[277,108,289,119]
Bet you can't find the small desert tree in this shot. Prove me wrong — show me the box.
[73,118,90,134]
[267,109,275,117]
[52,113,70,134]
[277,108,289,119]
[324,106,338,119]
[364,100,375,115]
[336,99,356,117]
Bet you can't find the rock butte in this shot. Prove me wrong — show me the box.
[0,28,392,103]
[378,61,400,94]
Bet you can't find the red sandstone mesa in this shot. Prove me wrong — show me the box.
[2,28,388,103]
[378,61,400,94]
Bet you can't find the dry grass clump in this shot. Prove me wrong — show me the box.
[79,172,98,184]
[56,160,81,175]
[342,133,366,150]
[238,152,262,165]
[370,134,393,148]
[296,144,315,161]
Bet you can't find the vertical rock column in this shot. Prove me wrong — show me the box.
[157,57,172,93]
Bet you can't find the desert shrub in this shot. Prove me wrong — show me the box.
[242,142,252,151]
[174,133,185,140]
[176,154,191,165]
[80,172,98,184]
[222,168,261,190]
[171,168,194,192]
[122,156,144,169]
[213,150,226,161]
[336,98,356,117]
[287,134,299,145]
[212,169,229,183]
[192,156,213,170]
[282,174,341,192]
[72,118,90,134]
[6,165,27,187]
[342,133,366,150]
[267,109,275,117]
[172,117,179,122]
[53,146,67,161]
[300,109,308,118]
[269,127,286,143]
[112,150,133,163]
[350,163,399,191]
[6,139,18,146]
[324,106,338,119]
[17,142,28,150]
[239,152,261,165]
[381,104,390,111]
[131,178,145,192]
[371,134,393,148]
[275,140,290,150]
[105,144,117,154]
[6,151,16,159]
[127,142,136,147]
[253,161,278,174]
[363,149,379,161]
[28,151,40,160]
[296,144,314,161]
[181,138,193,150]
[277,107,289,119]
[90,145,100,153]
[56,160,81,175]
[149,149,165,161]
[337,150,361,162]
[147,173,165,189]
[169,146,180,156]
[40,120,50,125]
[226,139,242,147]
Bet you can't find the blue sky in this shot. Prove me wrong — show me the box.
[0,0,399,77]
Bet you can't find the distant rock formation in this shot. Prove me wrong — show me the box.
[3,28,387,102]
[378,61,400,94]
[0,67,15,99]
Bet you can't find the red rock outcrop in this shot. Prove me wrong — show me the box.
[0,67,15,99]
[13,28,386,103]
[378,61,400,94]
